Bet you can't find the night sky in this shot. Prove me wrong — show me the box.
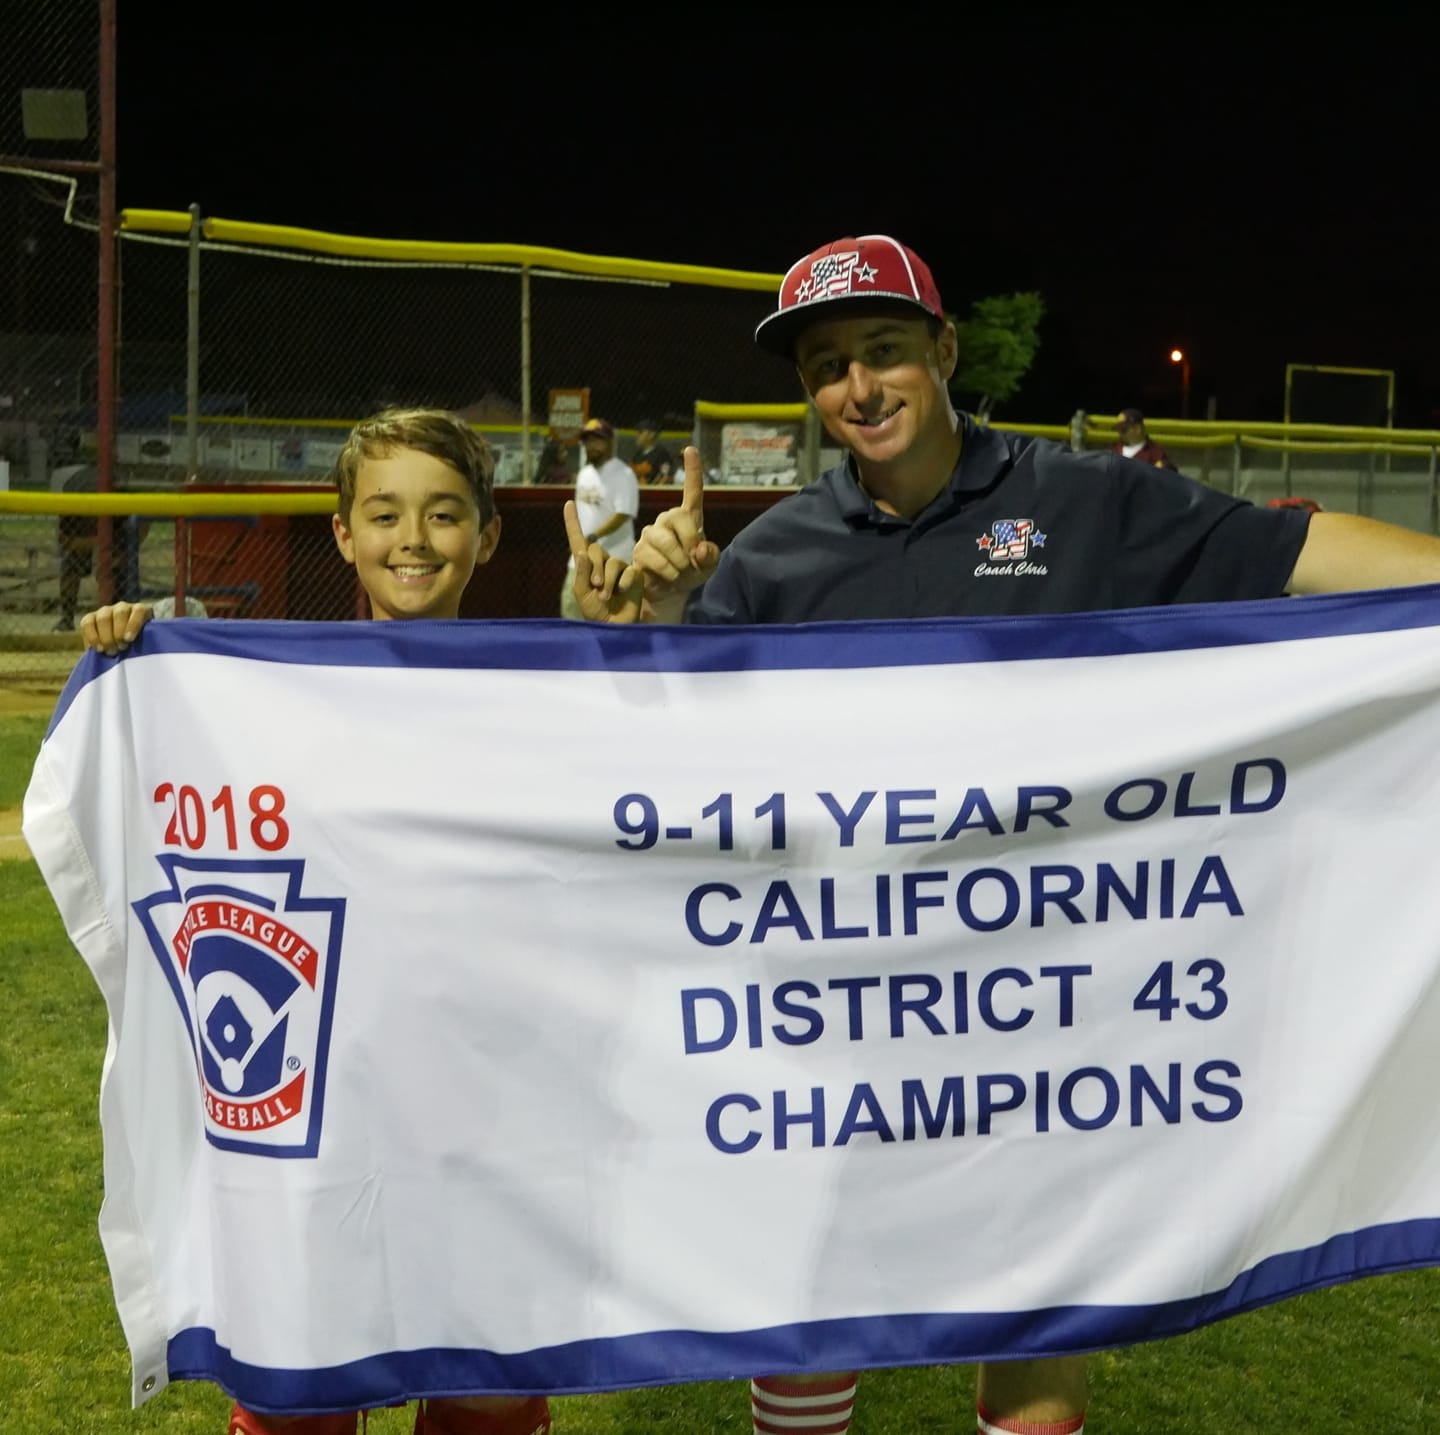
[111,19,1440,426]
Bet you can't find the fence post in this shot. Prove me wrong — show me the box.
[1231,437,1242,496]
[173,202,203,612]
[96,0,118,604]
[520,265,532,482]
[802,402,821,485]
[1069,409,1086,453]
[186,203,201,476]
[1428,445,1440,535]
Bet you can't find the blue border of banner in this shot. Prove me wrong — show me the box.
[44,584,1440,740]
[167,1215,1440,1413]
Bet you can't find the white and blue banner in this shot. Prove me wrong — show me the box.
[23,592,1440,1413]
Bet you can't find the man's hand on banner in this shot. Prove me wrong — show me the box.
[80,602,153,656]
[630,446,719,623]
[564,502,644,623]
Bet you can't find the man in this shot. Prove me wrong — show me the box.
[1113,407,1175,469]
[567,234,1440,1434]
[50,456,147,631]
[631,418,677,485]
[50,459,100,632]
[559,417,638,619]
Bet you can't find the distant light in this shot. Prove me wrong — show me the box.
[1169,348,1186,364]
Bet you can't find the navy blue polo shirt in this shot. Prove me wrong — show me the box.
[684,415,1311,624]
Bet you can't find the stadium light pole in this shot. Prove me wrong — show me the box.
[1170,348,1191,420]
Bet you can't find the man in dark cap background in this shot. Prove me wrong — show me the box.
[1113,407,1175,469]
[630,419,677,486]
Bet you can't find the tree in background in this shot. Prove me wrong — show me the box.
[950,291,1045,421]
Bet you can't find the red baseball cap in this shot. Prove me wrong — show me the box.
[754,235,946,358]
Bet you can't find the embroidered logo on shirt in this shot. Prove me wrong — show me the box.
[134,856,345,1158]
[975,519,1049,576]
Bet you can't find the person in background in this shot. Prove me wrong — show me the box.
[51,461,100,632]
[559,417,637,619]
[630,419,677,485]
[533,437,573,484]
[1112,408,1175,469]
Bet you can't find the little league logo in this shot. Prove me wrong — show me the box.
[977,518,1048,561]
[133,856,346,1158]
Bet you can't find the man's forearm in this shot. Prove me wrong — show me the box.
[586,512,631,542]
[1287,512,1440,594]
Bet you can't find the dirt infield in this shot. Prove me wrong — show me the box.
[0,682,64,717]
[0,806,26,861]
[0,647,78,709]
[1,678,62,860]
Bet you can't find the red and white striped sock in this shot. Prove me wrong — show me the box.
[750,1373,858,1435]
[976,1400,1084,1435]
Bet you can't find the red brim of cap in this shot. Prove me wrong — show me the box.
[754,292,942,359]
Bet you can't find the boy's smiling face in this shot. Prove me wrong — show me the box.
[331,446,499,621]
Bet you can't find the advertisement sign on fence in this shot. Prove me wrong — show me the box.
[547,388,590,442]
[720,423,799,485]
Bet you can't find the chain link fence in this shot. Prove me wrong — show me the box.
[1,0,105,490]
[0,198,799,682]
[0,165,102,688]
[111,219,793,478]
[1079,419,1440,533]
[7,183,1440,691]
[0,0,99,169]
[690,406,1440,535]
[1109,436,1440,533]
[1,0,107,688]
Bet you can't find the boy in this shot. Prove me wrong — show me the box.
[83,409,550,1435]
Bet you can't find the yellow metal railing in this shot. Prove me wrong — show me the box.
[119,210,782,293]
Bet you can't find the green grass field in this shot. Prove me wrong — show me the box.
[3,706,1438,1433]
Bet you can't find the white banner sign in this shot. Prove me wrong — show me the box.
[23,591,1440,1412]
[720,423,799,485]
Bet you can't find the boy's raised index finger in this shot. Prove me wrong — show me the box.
[680,446,704,518]
[562,499,588,558]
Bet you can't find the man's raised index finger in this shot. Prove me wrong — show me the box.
[680,445,705,518]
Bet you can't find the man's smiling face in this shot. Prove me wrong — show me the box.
[794,312,958,471]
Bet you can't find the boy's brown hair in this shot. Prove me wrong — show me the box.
[332,409,497,525]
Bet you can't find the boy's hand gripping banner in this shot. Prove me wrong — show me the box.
[23,593,1440,1414]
